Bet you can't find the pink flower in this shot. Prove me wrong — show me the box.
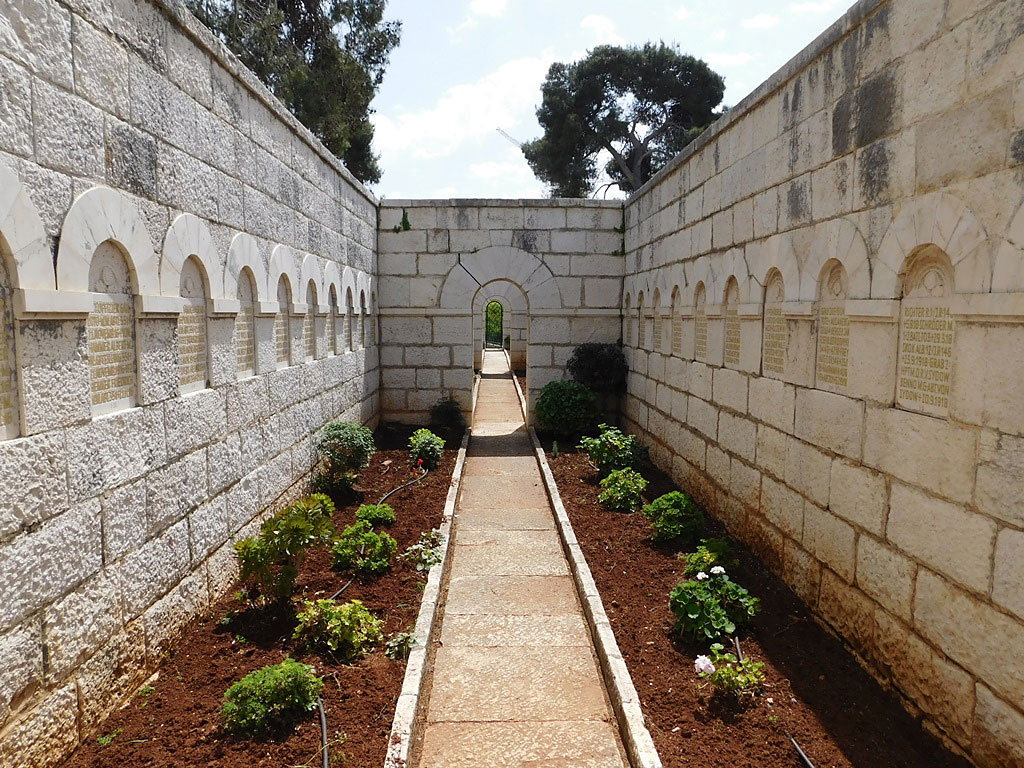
[694,655,716,676]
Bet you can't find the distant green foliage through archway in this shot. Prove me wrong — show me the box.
[485,301,503,347]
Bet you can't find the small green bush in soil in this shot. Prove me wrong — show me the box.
[331,520,398,576]
[597,468,648,512]
[400,528,444,571]
[385,630,416,660]
[221,658,323,734]
[354,503,396,527]
[535,380,598,437]
[695,643,766,697]
[314,421,375,492]
[642,491,703,542]
[578,423,644,476]
[292,599,383,661]
[429,396,466,434]
[682,538,738,577]
[669,569,760,640]
[567,342,627,394]
[234,494,335,604]
[409,428,445,470]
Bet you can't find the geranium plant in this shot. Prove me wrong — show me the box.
[695,642,766,697]
[598,467,647,511]
[669,567,760,640]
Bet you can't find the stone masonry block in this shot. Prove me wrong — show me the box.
[975,431,1024,527]
[856,535,915,619]
[756,424,788,480]
[43,570,120,682]
[75,620,146,733]
[17,319,91,434]
[803,503,856,582]
[0,431,67,539]
[994,528,1024,622]
[718,412,756,462]
[914,570,1024,710]
[784,437,831,507]
[687,396,718,441]
[67,409,167,502]
[973,685,1024,768]
[147,449,208,534]
[828,459,887,535]
[794,388,863,459]
[0,684,78,768]
[761,476,804,540]
[888,483,994,594]
[142,569,210,658]
[0,500,102,632]
[118,518,190,620]
[712,367,748,413]
[0,617,42,727]
[864,407,977,504]
[0,46,34,158]
[748,375,795,433]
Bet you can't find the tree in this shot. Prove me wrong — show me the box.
[187,0,400,184]
[523,43,725,197]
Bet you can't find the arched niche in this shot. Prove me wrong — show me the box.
[225,233,270,310]
[234,266,259,378]
[670,286,682,356]
[761,269,787,378]
[814,260,850,391]
[723,277,741,368]
[161,214,224,303]
[177,255,211,393]
[895,246,956,417]
[803,217,870,300]
[438,245,562,311]
[86,240,139,414]
[693,282,708,362]
[274,274,294,368]
[0,161,60,318]
[303,279,318,361]
[652,288,663,353]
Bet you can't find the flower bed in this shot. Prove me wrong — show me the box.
[542,439,971,768]
[61,424,461,768]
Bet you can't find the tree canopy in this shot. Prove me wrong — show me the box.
[187,0,401,184]
[523,43,725,198]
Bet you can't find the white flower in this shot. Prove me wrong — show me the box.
[710,565,726,575]
[694,655,716,676]
[696,571,709,581]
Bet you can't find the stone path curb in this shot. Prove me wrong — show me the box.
[512,374,663,768]
[383,429,470,768]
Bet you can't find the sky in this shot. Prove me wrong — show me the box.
[368,0,852,200]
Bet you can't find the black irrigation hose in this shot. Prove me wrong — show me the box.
[317,698,329,768]
[785,730,817,768]
[733,636,744,662]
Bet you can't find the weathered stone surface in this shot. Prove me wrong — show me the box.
[43,570,120,681]
[784,437,831,506]
[973,685,1024,768]
[993,528,1024,621]
[67,409,163,500]
[142,569,209,658]
[794,388,863,458]
[146,449,208,534]
[828,458,887,534]
[888,483,995,594]
[100,477,147,561]
[975,431,1024,527]
[17,320,91,433]
[0,431,67,538]
[803,502,855,582]
[0,618,42,726]
[33,79,105,178]
[856,535,915,619]
[0,684,78,768]
[117,519,189,620]
[74,621,146,732]
[163,389,225,459]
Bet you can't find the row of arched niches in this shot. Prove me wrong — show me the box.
[623,189,1024,421]
[0,164,375,441]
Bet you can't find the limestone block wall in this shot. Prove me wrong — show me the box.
[377,200,625,424]
[619,0,1024,765]
[0,0,379,764]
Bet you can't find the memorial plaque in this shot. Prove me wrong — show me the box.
[0,296,14,436]
[326,310,337,355]
[178,303,208,389]
[897,303,953,416]
[276,281,291,366]
[671,308,682,355]
[815,265,849,389]
[88,298,136,408]
[303,311,315,360]
[638,303,646,348]
[694,286,707,360]
[761,276,785,376]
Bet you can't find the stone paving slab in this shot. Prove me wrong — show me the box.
[443,575,581,615]
[448,539,569,578]
[462,455,539,476]
[456,506,555,530]
[418,721,625,768]
[426,646,612,722]
[459,475,550,508]
[440,614,591,647]
[456,529,560,546]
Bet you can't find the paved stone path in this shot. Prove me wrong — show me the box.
[417,350,628,768]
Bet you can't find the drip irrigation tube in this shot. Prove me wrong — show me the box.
[785,730,817,768]
[317,698,329,768]
[378,467,428,505]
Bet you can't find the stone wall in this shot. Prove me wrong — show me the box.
[0,0,379,764]
[620,0,1024,765]
[376,200,625,424]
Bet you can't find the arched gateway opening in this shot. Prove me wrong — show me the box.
[484,300,503,348]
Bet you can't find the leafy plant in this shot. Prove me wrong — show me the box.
[401,528,444,571]
[567,342,628,394]
[669,570,760,640]
[578,423,643,476]
[293,599,383,661]
[331,520,398,576]
[221,658,323,734]
[385,630,416,660]
[97,729,121,746]
[355,503,396,527]
[234,495,336,604]
[429,396,466,433]
[695,643,766,696]
[642,491,703,542]
[682,538,737,578]
[535,380,598,437]
[409,428,445,470]
[314,421,375,492]
[598,468,647,511]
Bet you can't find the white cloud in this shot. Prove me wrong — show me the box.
[469,159,534,181]
[712,29,727,41]
[580,14,624,45]
[742,13,780,29]
[371,56,549,161]
[449,0,509,37]
[705,51,754,69]
[674,5,691,21]
[789,0,842,13]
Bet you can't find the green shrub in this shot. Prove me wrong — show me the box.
[331,520,398,576]
[292,599,383,661]
[385,631,416,660]
[682,538,738,578]
[314,421,375,492]
[567,342,627,394]
[355,503,396,527]
[598,468,648,512]
[695,643,765,697]
[669,570,760,640]
[234,495,335,603]
[429,396,466,433]
[642,491,703,542]
[578,424,643,476]
[221,658,323,734]
[400,528,444,571]
[535,380,598,437]
[409,428,445,470]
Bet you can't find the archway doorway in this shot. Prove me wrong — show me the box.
[484,300,504,349]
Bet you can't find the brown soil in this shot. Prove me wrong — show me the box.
[62,424,461,768]
[543,442,971,768]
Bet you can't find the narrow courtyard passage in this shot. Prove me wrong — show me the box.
[416,350,628,767]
